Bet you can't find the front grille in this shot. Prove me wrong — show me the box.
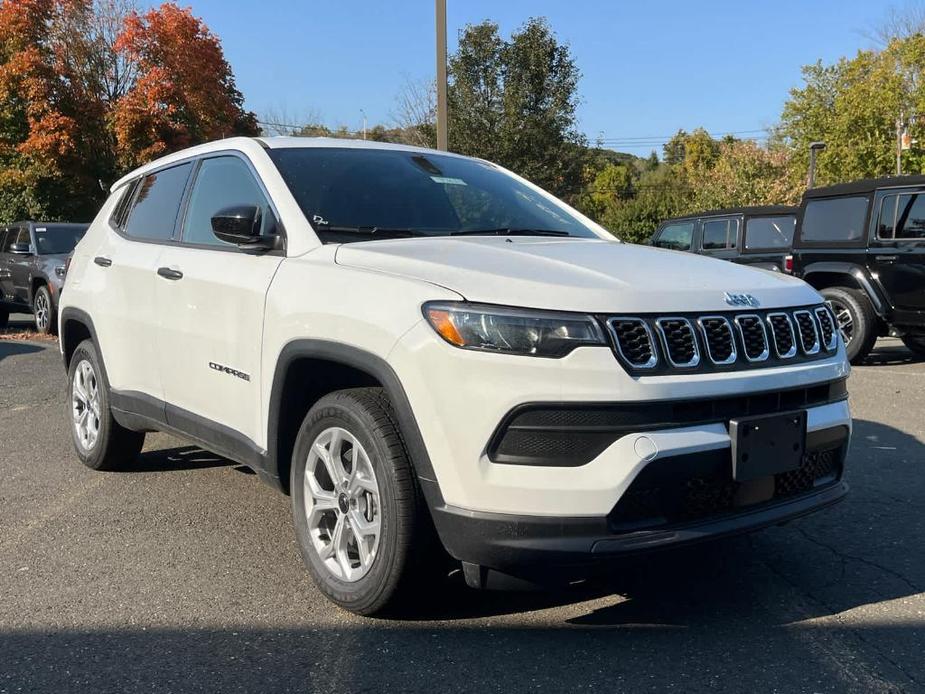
[794,310,820,354]
[608,318,656,368]
[656,318,699,367]
[698,317,736,365]
[734,315,769,361]
[767,313,797,358]
[609,445,844,529]
[815,306,837,351]
[605,304,838,374]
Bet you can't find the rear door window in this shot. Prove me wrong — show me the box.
[701,218,739,251]
[654,222,694,250]
[876,192,925,240]
[744,215,796,251]
[801,196,869,243]
[123,163,193,241]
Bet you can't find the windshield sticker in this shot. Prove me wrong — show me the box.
[36,227,46,232]
[431,176,467,186]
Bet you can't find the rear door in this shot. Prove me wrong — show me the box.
[870,188,925,312]
[89,162,193,401]
[0,228,13,303]
[699,216,740,261]
[154,153,284,448]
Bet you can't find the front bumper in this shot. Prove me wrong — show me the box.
[429,428,849,583]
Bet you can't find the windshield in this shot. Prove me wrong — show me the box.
[267,147,599,241]
[33,224,88,254]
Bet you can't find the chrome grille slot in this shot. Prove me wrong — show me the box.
[766,313,797,358]
[734,314,769,362]
[655,318,700,367]
[793,310,820,354]
[607,318,657,368]
[697,316,736,365]
[815,306,837,351]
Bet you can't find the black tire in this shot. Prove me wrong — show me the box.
[33,284,56,335]
[821,287,878,364]
[67,339,145,470]
[0,307,8,329]
[901,333,925,359]
[290,387,440,615]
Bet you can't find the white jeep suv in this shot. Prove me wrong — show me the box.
[59,137,851,614]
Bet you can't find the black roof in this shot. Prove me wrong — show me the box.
[661,205,798,224]
[804,174,925,199]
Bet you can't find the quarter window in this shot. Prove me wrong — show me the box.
[123,163,193,241]
[701,219,738,250]
[654,222,694,251]
[801,196,869,243]
[877,192,925,240]
[182,156,272,247]
[744,215,796,250]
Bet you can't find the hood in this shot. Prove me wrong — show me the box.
[335,237,821,313]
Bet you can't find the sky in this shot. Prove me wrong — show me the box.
[146,0,897,156]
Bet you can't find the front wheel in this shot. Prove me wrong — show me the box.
[290,388,439,615]
[821,287,878,364]
[33,285,56,335]
[67,339,145,470]
[901,333,925,359]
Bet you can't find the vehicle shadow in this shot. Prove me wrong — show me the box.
[864,339,923,366]
[0,339,44,363]
[128,444,237,472]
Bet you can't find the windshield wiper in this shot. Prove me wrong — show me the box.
[450,228,572,237]
[313,225,424,239]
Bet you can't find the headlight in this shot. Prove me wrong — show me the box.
[423,302,606,357]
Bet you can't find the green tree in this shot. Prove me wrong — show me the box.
[448,18,587,201]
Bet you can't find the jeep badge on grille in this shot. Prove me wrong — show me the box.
[724,292,760,308]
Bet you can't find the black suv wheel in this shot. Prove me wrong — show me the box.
[821,287,878,364]
[33,285,56,335]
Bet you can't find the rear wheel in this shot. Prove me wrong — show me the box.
[821,287,877,364]
[901,333,925,359]
[290,388,440,615]
[67,339,145,470]
[33,285,56,335]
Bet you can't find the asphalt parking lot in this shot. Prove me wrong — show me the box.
[1,314,923,693]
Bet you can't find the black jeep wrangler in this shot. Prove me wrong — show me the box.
[792,176,925,363]
[651,206,797,272]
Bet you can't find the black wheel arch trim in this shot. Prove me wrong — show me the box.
[800,261,889,316]
[267,339,445,506]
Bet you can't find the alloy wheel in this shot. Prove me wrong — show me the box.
[71,359,101,451]
[34,291,49,332]
[303,427,381,582]
[829,299,854,345]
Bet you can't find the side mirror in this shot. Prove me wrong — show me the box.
[9,242,32,255]
[211,205,279,250]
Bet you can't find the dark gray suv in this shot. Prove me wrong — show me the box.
[0,221,88,334]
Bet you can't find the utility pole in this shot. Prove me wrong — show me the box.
[435,0,448,151]
[360,109,367,140]
[897,112,904,175]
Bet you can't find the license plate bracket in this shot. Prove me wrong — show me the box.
[729,410,807,482]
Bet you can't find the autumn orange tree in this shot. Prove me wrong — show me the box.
[0,0,257,222]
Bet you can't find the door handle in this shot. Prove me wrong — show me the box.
[93,256,112,267]
[157,267,183,280]
[876,255,898,263]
